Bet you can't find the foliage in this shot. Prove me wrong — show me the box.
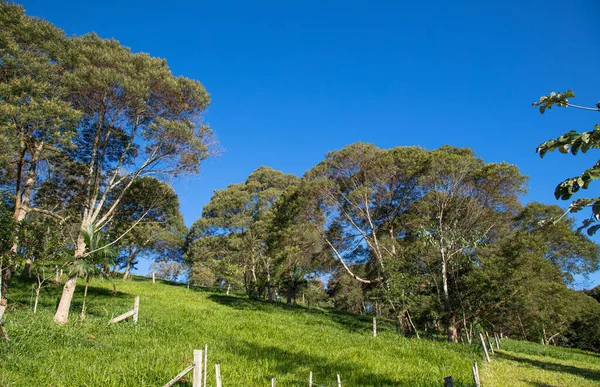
[186,166,299,297]
[534,90,600,234]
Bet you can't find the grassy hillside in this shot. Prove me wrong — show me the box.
[483,339,600,386]
[0,276,480,386]
[1,276,598,386]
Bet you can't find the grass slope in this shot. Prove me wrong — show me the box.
[0,276,480,387]
[482,339,600,387]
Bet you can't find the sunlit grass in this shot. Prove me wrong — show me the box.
[1,276,481,386]
[482,339,600,387]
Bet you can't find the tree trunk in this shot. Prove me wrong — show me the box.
[53,233,86,324]
[53,275,78,324]
[122,262,131,280]
[22,258,32,278]
[34,284,40,314]
[80,275,90,320]
[441,251,457,343]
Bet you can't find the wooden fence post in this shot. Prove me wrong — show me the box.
[271,377,276,387]
[309,371,313,387]
[373,317,377,337]
[203,344,208,387]
[337,374,342,387]
[152,272,155,284]
[443,376,454,387]
[215,364,222,387]
[485,332,495,354]
[472,360,481,387]
[133,296,140,326]
[494,333,500,350]
[162,364,195,387]
[479,333,491,363]
[193,350,203,387]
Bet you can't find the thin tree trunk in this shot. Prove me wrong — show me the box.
[441,250,457,343]
[22,258,32,278]
[80,275,90,320]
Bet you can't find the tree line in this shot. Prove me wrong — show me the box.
[185,143,600,350]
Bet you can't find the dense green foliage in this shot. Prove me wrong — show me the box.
[187,143,600,348]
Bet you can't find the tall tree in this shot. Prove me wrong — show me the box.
[53,33,214,324]
[413,146,526,342]
[186,167,298,297]
[0,1,80,303]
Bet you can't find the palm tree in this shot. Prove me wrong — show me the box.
[75,225,116,320]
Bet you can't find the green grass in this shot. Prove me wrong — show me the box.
[0,276,481,386]
[482,339,600,386]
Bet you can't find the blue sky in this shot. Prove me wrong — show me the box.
[19,0,600,287]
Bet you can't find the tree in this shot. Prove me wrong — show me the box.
[52,32,214,324]
[533,90,600,234]
[112,177,186,280]
[149,260,187,282]
[186,167,298,298]
[413,146,527,342]
[267,185,328,303]
[303,143,431,305]
[0,1,80,304]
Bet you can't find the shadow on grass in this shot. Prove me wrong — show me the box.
[498,351,600,382]
[208,293,395,335]
[227,339,471,387]
[526,383,560,387]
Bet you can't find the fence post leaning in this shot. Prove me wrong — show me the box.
[479,333,491,363]
[472,360,481,387]
[337,374,342,387]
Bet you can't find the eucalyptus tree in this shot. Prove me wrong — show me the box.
[53,33,214,324]
[0,1,80,303]
[303,142,431,324]
[186,167,298,297]
[111,177,186,280]
[413,146,527,342]
[267,185,328,303]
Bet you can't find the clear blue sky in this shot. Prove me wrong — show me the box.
[18,0,600,287]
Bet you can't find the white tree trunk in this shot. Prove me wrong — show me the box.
[53,233,86,324]
[53,275,78,324]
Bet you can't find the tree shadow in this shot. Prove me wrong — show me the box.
[208,293,401,336]
[498,352,600,382]
[526,383,559,387]
[227,338,469,386]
